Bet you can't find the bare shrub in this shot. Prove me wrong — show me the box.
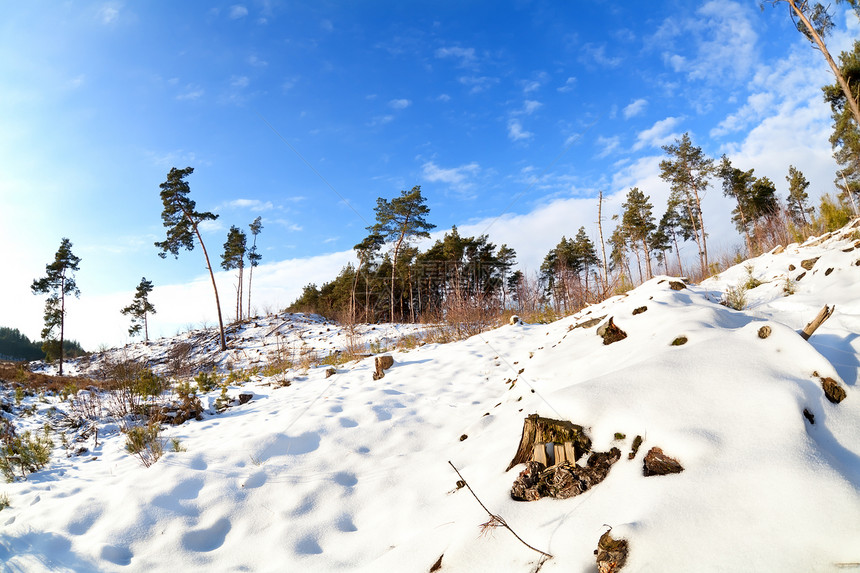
[124,417,164,468]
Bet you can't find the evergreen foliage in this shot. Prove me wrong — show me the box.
[155,167,227,351]
[786,165,814,225]
[660,133,714,276]
[120,277,156,341]
[0,328,44,361]
[31,238,81,376]
[221,226,248,322]
[621,187,657,279]
[247,216,263,318]
[369,186,436,322]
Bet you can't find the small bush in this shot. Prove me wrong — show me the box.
[135,369,166,398]
[0,431,54,482]
[169,437,186,453]
[194,369,221,394]
[724,286,747,310]
[124,421,164,468]
[742,264,762,290]
[783,275,796,296]
[0,492,9,510]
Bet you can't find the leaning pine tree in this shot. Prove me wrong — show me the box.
[31,238,81,376]
[154,166,227,351]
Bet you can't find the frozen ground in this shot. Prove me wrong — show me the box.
[2,219,859,572]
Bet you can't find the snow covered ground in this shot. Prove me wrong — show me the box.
[2,220,860,572]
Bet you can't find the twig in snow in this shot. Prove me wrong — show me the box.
[801,304,835,340]
[448,461,552,559]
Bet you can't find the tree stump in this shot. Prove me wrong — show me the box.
[507,414,591,471]
[372,355,394,380]
[596,530,629,573]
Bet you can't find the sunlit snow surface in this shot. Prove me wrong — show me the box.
[3,221,860,572]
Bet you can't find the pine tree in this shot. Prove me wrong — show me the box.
[369,186,435,322]
[823,39,860,216]
[246,216,263,318]
[154,166,228,351]
[221,225,247,322]
[659,133,714,276]
[786,165,813,225]
[31,238,80,376]
[717,155,757,255]
[121,277,156,341]
[351,232,383,323]
[620,188,656,280]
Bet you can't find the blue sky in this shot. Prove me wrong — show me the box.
[1,1,857,349]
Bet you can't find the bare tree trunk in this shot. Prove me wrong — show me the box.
[195,227,227,351]
[598,190,609,296]
[786,0,860,129]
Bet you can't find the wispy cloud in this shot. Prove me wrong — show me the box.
[388,99,411,110]
[623,98,648,119]
[557,77,576,93]
[230,76,249,89]
[176,84,204,101]
[458,76,498,94]
[226,199,274,211]
[596,135,621,158]
[229,5,248,19]
[248,55,268,67]
[632,116,683,150]
[580,43,622,68]
[421,161,480,193]
[507,119,533,141]
[656,0,758,84]
[522,100,542,115]
[435,46,477,67]
[99,3,120,24]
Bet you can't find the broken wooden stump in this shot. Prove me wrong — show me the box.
[372,355,395,380]
[800,305,834,341]
[507,414,591,471]
[800,257,819,271]
[511,448,621,501]
[597,318,627,345]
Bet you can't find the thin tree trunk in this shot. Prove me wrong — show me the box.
[195,227,227,351]
[59,279,65,377]
[641,238,653,279]
[787,0,860,129]
[598,190,609,296]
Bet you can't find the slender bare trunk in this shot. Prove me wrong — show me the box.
[195,226,227,351]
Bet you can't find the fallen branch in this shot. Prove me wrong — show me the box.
[448,461,552,559]
[801,305,835,341]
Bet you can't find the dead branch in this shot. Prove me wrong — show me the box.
[800,305,835,341]
[448,461,552,559]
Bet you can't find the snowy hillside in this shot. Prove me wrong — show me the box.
[2,220,859,572]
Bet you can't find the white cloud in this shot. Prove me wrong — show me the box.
[580,43,622,68]
[632,117,683,151]
[388,99,411,110]
[435,46,476,67]
[248,55,268,67]
[507,119,533,141]
[99,3,120,24]
[596,136,621,158]
[176,84,204,101]
[227,199,274,211]
[229,5,248,19]
[458,76,498,94]
[321,19,333,32]
[623,98,648,119]
[557,77,576,93]
[523,100,542,115]
[421,161,480,193]
[658,0,758,84]
[230,76,250,88]
[437,94,451,102]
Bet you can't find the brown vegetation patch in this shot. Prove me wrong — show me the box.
[0,361,103,393]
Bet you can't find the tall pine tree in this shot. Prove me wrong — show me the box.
[221,225,247,322]
[154,166,228,351]
[31,238,80,375]
[121,277,156,341]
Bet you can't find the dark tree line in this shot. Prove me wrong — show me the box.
[288,186,518,323]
